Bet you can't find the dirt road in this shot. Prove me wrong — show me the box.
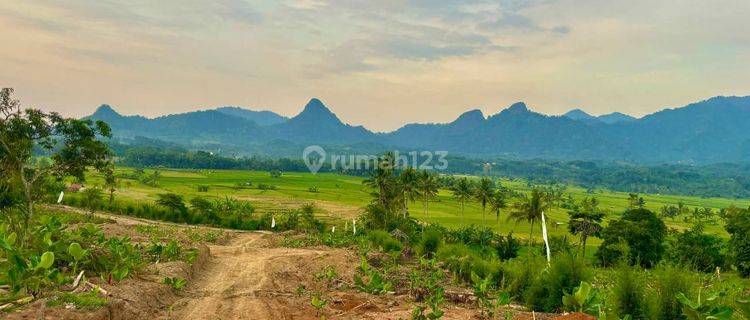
[158,233,350,320]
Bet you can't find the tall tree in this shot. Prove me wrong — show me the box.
[567,197,605,256]
[417,170,439,216]
[474,177,495,224]
[489,190,507,224]
[508,189,549,245]
[398,167,421,218]
[363,152,395,209]
[0,88,112,238]
[451,177,473,225]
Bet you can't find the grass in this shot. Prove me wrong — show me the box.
[78,167,750,245]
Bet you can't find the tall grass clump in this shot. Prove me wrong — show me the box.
[436,243,501,283]
[501,254,546,301]
[610,265,649,320]
[367,230,403,253]
[649,264,694,320]
[524,253,593,312]
[417,229,442,258]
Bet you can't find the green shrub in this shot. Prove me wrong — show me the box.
[502,254,546,301]
[367,230,403,253]
[436,243,501,283]
[665,225,726,273]
[418,229,442,258]
[724,207,750,277]
[610,265,649,320]
[650,264,693,320]
[525,253,592,312]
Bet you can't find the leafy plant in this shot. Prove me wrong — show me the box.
[163,277,187,291]
[311,292,328,318]
[562,281,600,315]
[67,242,89,274]
[354,257,393,295]
[676,289,733,320]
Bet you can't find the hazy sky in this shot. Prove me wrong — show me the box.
[1,1,749,131]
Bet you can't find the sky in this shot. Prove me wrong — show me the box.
[1,1,749,132]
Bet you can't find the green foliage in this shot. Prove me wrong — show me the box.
[81,187,104,215]
[676,289,733,320]
[435,243,501,283]
[417,229,442,258]
[353,257,393,295]
[650,264,693,320]
[724,207,750,277]
[501,254,546,301]
[47,291,107,309]
[665,224,726,273]
[409,258,445,320]
[310,292,328,316]
[163,277,188,291]
[471,271,496,317]
[525,253,593,312]
[367,230,403,254]
[610,266,649,320]
[269,170,282,178]
[568,197,605,255]
[562,281,601,315]
[597,208,667,268]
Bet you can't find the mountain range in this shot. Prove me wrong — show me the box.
[88,95,750,164]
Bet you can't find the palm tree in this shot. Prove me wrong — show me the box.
[363,153,395,208]
[398,167,421,218]
[507,189,549,245]
[489,190,507,225]
[417,170,439,216]
[568,197,605,256]
[451,177,473,225]
[474,177,495,224]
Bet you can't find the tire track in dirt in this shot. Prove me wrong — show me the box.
[158,233,331,320]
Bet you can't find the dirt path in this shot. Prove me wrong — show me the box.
[157,233,340,320]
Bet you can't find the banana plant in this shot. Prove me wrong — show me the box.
[676,289,733,320]
[562,281,601,315]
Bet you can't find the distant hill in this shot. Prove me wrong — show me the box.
[563,109,635,124]
[87,95,750,164]
[598,112,636,124]
[214,106,287,126]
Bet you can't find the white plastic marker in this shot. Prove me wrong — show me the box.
[57,191,64,204]
[541,211,551,263]
[352,219,357,235]
[331,226,336,233]
[271,216,276,229]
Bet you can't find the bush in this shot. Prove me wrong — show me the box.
[724,207,750,277]
[610,265,649,320]
[665,225,725,273]
[502,254,546,300]
[650,264,693,320]
[436,243,501,284]
[524,253,592,312]
[418,229,442,258]
[596,208,667,268]
[367,230,403,253]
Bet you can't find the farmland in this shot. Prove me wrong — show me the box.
[77,167,750,245]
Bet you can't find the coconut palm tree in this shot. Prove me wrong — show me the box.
[417,170,439,216]
[398,167,421,218]
[451,177,474,225]
[489,190,507,224]
[474,177,495,224]
[507,188,549,245]
[363,153,395,207]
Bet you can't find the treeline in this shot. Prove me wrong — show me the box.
[486,159,750,199]
[112,142,750,199]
